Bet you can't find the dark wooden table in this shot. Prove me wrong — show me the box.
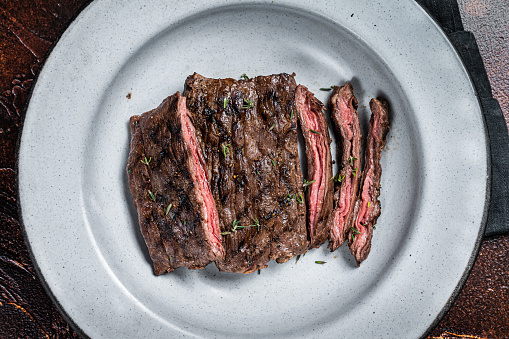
[1,1,507,338]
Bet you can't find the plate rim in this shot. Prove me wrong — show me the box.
[414,3,491,338]
[15,1,491,338]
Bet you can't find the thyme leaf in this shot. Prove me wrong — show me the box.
[165,204,173,216]
[296,192,304,204]
[349,156,357,167]
[269,123,276,131]
[251,218,261,231]
[240,73,250,80]
[140,156,152,165]
[319,86,333,91]
[303,179,316,189]
[352,168,358,177]
[290,109,294,119]
[242,98,254,109]
[334,174,345,183]
[221,144,231,158]
[295,254,301,263]
[309,129,321,135]
[315,260,327,264]
[351,226,360,241]
[271,159,276,167]
[223,97,227,109]
[148,190,156,202]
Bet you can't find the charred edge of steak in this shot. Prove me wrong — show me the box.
[127,115,172,275]
[184,73,308,273]
[295,85,334,249]
[328,83,363,252]
[347,98,390,266]
[127,92,224,275]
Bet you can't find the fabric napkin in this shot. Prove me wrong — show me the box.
[417,0,509,237]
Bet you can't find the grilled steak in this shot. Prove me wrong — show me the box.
[348,98,390,265]
[295,85,334,249]
[184,73,308,273]
[328,83,362,251]
[127,92,224,275]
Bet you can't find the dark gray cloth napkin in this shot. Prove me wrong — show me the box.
[416,0,509,237]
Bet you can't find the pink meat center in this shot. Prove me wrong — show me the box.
[179,97,222,254]
[296,91,327,238]
[354,108,382,246]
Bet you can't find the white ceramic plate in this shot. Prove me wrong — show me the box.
[18,0,489,338]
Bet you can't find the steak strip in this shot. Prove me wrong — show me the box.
[295,85,334,249]
[184,73,308,273]
[127,92,224,275]
[347,98,390,265]
[328,83,362,251]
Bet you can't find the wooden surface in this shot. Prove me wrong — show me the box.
[0,1,507,338]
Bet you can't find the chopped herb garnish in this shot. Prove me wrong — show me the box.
[232,219,241,230]
[303,179,316,189]
[351,227,360,241]
[335,174,346,183]
[290,109,294,119]
[148,190,156,202]
[165,204,173,216]
[127,169,131,173]
[221,144,231,158]
[222,218,262,235]
[315,260,327,264]
[349,156,358,166]
[240,73,250,80]
[269,123,276,131]
[223,97,227,108]
[309,129,321,135]
[283,193,296,205]
[296,192,304,204]
[251,218,261,231]
[352,168,358,177]
[140,156,152,165]
[271,159,276,167]
[319,87,333,91]
[367,201,370,208]
[242,98,254,109]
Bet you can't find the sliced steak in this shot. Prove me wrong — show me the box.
[184,73,308,273]
[328,83,362,251]
[348,98,390,265]
[127,92,224,275]
[295,85,334,249]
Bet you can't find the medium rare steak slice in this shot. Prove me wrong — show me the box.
[127,92,224,275]
[348,98,390,265]
[328,83,362,251]
[295,85,334,249]
[184,73,308,273]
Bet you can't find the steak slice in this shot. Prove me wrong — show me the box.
[295,85,334,249]
[348,98,390,265]
[328,83,362,251]
[184,73,308,273]
[127,92,224,275]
